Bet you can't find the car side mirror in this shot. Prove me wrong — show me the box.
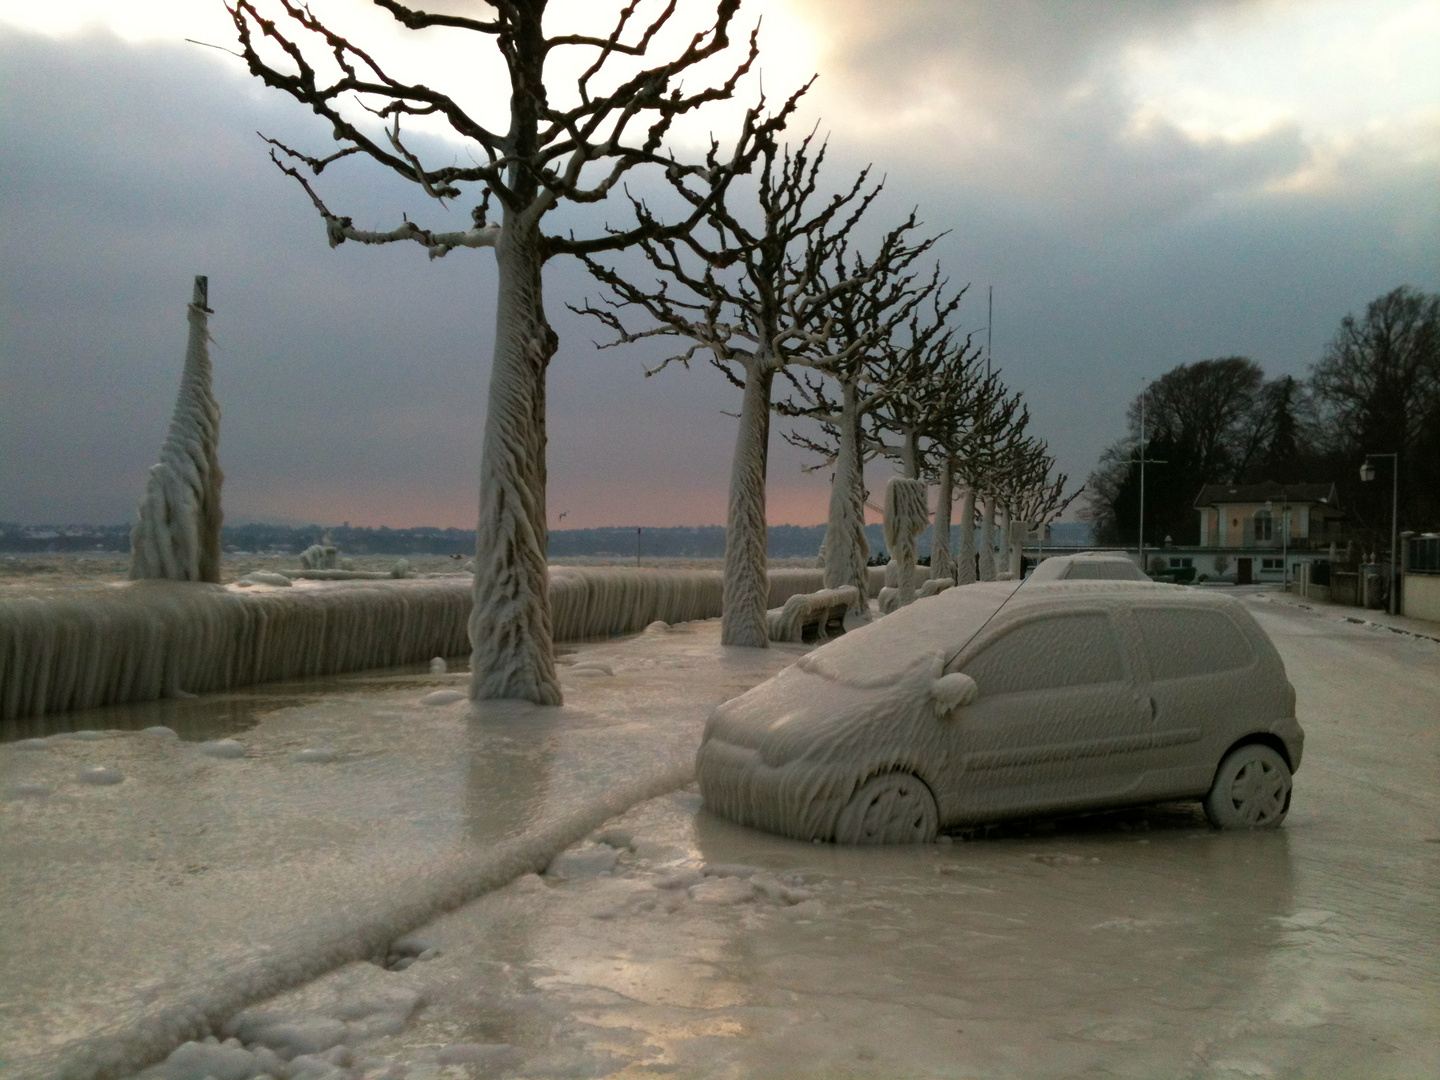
[932,672,978,713]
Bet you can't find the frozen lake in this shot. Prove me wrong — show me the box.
[2,593,1436,1079]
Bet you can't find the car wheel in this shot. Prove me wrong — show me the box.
[1203,744,1292,829]
[834,772,939,844]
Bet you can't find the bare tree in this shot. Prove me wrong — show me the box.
[578,131,893,646]
[776,236,942,608]
[927,372,1027,582]
[228,0,787,703]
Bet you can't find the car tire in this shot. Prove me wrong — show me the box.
[834,772,939,844]
[1203,743,1292,829]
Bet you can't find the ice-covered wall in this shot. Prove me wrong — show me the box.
[0,568,830,721]
[128,277,224,584]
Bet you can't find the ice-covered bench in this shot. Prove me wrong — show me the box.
[766,586,861,644]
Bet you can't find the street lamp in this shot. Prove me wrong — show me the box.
[1360,453,1399,615]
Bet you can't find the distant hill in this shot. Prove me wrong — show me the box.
[1,519,1094,558]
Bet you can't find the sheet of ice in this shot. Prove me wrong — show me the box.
[0,620,809,1079]
[237,605,1438,1079]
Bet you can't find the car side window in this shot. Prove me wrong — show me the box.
[963,614,1126,696]
[1133,607,1254,679]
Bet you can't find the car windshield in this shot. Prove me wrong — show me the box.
[797,582,1019,689]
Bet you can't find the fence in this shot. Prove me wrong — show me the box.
[1,566,845,721]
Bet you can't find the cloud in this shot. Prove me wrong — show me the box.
[0,3,1435,532]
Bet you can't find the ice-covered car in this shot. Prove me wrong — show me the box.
[697,581,1302,843]
[1026,552,1149,581]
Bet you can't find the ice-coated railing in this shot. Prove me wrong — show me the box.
[0,567,842,720]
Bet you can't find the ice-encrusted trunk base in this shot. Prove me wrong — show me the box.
[930,462,956,582]
[722,363,775,647]
[822,381,870,616]
[956,488,977,585]
[469,217,561,704]
[884,477,930,609]
[1009,519,1027,578]
[129,276,223,584]
[997,505,1012,577]
[978,496,997,581]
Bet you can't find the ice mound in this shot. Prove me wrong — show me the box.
[67,729,113,741]
[143,726,179,738]
[545,843,620,879]
[13,737,49,750]
[569,660,614,676]
[427,657,447,674]
[290,748,338,764]
[146,1038,259,1080]
[78,766,123,785]
[201,739,247,759]
[226,1013,347,1057]
[237,572,292,588]
[419,689,465,706]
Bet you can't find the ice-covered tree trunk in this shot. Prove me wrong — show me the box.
[931,459,957,581]
[978,496,997,581]
[955,487,977,585]
[129,276,224,584]
[468,214,562,703]
[722,362,776,647]
[1008,519,1027,578]
[822,381,870,614]
[884,476,929,608]
[997,505,1012,576]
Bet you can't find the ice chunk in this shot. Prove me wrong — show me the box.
[702,862,760,879]
[420,689,465,706]
[290,748,338,764]
[201,738,247,759]
[232,1014,348,1058]
[79,766,124,785]
[545,844,619,879]
[142,725,179,738]
[154,1040,257,1080]
[590,827,634,850]
[569,660,614,676]
[689,877,757,905]
[654,867,704,891]
[643,620,670,633]
[428,657,447,674]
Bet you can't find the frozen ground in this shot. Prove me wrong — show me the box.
[2,591,1437,1079]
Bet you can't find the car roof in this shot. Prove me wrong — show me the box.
[1027,552,1148,582]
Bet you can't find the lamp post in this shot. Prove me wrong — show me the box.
[1360,453,1399,615]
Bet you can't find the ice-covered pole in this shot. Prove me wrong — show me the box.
[930,458,957,581]
[128,276,223,583]
[955,487,977,585]
[884,476,930,608]
[997,504,1013,575]
[978,494,997,581]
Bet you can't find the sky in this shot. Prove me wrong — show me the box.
[1,0,1436,530]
